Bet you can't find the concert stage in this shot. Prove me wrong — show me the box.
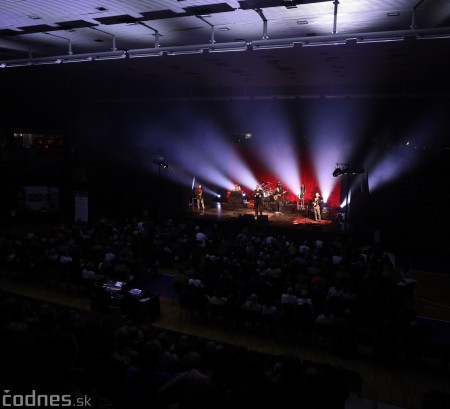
[186,201,342,233]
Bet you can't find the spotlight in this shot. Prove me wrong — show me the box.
[333,168,342,177]
[333,165,364,177]
[234,131,253,143]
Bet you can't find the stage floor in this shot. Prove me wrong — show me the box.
[185,202,340,233]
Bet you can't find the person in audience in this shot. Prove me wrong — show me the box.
[121,340,173,409]
[281,287,298,305]
[157,350,222,409]
[81,261,104,281]
[297,289,313,308]
[242,293,262,312]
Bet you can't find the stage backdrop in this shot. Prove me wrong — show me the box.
[233,144,341,208]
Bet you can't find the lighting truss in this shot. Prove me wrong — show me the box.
[1,27,450,68]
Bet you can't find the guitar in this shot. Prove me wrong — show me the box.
[273,191,287,201]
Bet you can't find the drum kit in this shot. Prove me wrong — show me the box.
[260,181,272,200]
[260,182,289,207]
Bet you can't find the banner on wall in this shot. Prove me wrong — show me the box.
[232,144,341,207]
[18,186,60,213]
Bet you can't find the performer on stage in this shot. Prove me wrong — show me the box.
[273,181,284,213]
[299,183,306,208]
[195,184,205,213]
[253,184,264,218]
[313,192,322,222]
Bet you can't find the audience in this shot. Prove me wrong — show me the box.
[0,210,440,409]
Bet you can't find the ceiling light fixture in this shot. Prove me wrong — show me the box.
[128,48,164,58]
[92,50,127,61]
[167,48,204,56]
[0,60,33,68]
[252,38,301,50]
[304,40,346,47]
[207,41,248,53]
[1,50,126,67]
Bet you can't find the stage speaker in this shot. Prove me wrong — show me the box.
[257,215,269,223]
[239,214,254,224]
[280,203,296,213]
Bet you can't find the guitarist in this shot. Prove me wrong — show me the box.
[273,181,284,213]
[195,184,205,213]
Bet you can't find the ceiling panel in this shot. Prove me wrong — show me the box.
[1,0,450,100]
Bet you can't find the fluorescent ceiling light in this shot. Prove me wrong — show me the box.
[252,39,300,50]
[93,50,127,61]
[129,44,207,58]
[128,48,163,58]
[208,41,248,53]
[167,49,204,56]
[303,41,346,47]
[357,37,402,44]
[0,60,32,68]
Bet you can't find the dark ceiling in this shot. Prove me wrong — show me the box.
[1,0,450,100]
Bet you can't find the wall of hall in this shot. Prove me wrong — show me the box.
[0,96,449,228]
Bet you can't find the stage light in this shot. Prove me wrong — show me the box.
[333,168,342,177]
[333,166,364,177]
[332,163,364,233]
[153,158,168,168]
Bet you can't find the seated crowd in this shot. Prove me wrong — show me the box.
[0,213,434,408]
[0,290,356,409]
